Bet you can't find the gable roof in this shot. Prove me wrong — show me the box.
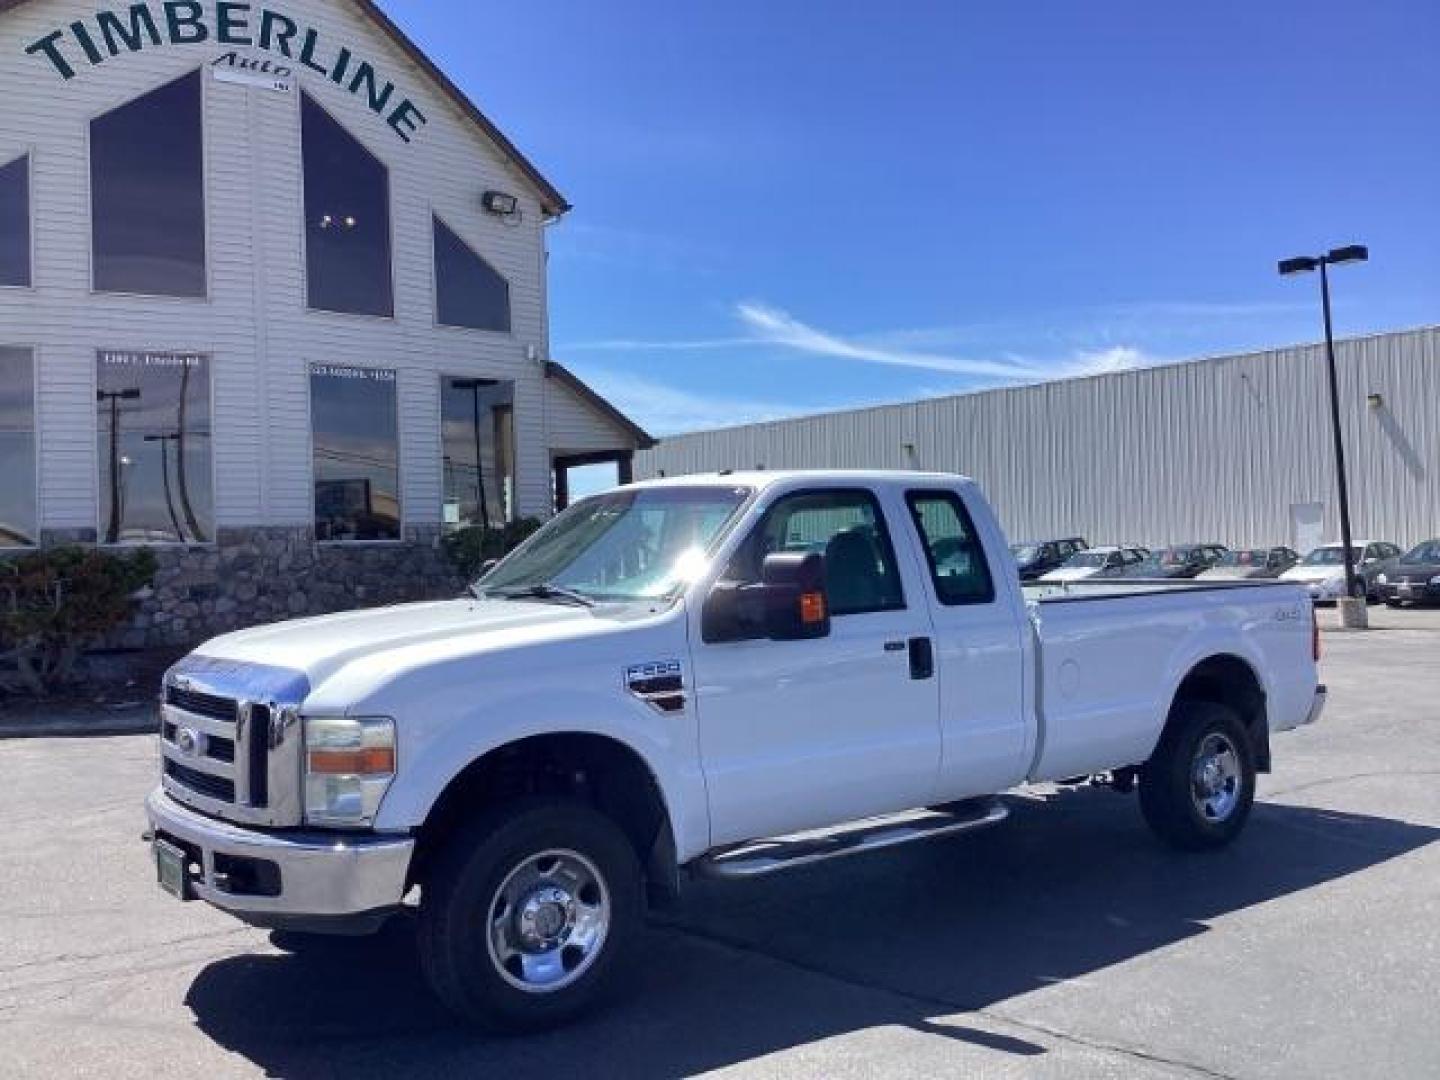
[545,362,657,450]
[0,0,571,216]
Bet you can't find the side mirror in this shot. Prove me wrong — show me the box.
[701,551,831,644]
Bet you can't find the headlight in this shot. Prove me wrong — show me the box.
[1377,573,1388,585]
[1430,575,1440,586]
[303,716,396,827]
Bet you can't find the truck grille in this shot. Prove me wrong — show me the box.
[158,660,308,828]
[160,687,270,814]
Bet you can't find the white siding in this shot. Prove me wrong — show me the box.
[0,0,581,532]
[638,327,1440,550]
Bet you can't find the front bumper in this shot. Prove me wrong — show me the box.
[145,788,414,932]
[1303,578,1348,601]
[1381,581,1440,603]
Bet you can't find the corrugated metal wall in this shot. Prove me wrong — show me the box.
[637,326,1440,550]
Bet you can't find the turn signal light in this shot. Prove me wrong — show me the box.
[308,746,396,775]
[799,592,827,625]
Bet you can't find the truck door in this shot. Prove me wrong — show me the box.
[901,488,1030,799]
[690,486,942,846]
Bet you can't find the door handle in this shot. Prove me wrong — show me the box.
[883,640,906,653]
[908,637,934,680]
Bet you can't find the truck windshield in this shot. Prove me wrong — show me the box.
[477,486,752,603]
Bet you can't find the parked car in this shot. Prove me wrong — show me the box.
[1111,544,1229,580]
[146,470,1322,1031]
[1010,537,1088,580]
[1377,539,1440,607]
[1279,541,1403,603]
[1197,547,1300,581]
[1041,545,1149,582]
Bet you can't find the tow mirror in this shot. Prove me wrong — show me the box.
[759,551,831,641]
[702,551,831,644]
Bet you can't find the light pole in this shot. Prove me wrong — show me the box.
[450,378,497,529]
[1278,244,1368,622]
[98,387,141,543]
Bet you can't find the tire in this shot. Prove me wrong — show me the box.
[1139,701,1255,851]
[1384,599,1403,609]
[417,798,641,1032]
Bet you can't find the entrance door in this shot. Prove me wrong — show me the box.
[691,486,942,846]
[1291,501,1325,556]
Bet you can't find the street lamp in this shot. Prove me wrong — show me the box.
[98,387,141,543]
[449,378,497,528]
[1278,244,1369,617]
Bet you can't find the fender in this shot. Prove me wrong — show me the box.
[370,681,711,863]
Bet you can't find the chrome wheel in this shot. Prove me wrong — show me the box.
[1190,732,1242,822]
[486,849,610,994]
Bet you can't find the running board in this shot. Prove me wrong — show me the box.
[696,799,1009,880]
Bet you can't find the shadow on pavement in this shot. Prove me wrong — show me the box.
[185,790,1436,1078]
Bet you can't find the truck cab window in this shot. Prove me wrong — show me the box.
[723,489,905,616]
[906,490,995,605]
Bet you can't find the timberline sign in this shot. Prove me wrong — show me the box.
[22,2,428,143]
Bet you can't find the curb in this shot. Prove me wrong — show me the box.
[0,708,156,741]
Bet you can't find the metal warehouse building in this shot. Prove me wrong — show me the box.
[637,325,1440,554]
[0,0,652,647]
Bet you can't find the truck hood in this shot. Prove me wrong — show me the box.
[189,598,602,689]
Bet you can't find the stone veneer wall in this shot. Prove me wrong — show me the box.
[34,526,466,650]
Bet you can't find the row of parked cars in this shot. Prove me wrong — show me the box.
[1011,536,1440,606]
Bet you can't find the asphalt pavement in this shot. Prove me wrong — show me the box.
[1,606,1436,1079]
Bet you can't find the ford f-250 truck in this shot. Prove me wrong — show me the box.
[146,471,1325,1030]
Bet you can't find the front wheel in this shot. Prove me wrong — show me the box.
[1139,701,1255,850]
[417,799,641,1031]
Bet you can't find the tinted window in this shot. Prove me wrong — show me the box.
[442,377,515,529]
[724,489,904,616]
[0,347,35,546]
[310,364,400,541]
[91,72,206,297]
[434,218,511,332]
[96,351,212,544]
[0,156,29,287]
[303,93,393,317]
[907,490,995,605]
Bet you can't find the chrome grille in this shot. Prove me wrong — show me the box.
[159,658,309,828]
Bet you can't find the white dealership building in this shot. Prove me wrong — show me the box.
[0,0,651,644]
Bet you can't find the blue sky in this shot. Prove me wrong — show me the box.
[390,0,1438,436]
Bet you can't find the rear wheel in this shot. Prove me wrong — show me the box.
[417,798,641,1031]
[1384,599,1404,609]
[1139,701,1255,850]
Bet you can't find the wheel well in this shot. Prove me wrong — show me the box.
[409,733,676,898]
[1169,655,1271,772]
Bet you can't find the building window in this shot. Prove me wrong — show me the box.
[302,92,393,318]
[434,217,511,332]
[311,364,400,541]
[0,156,30,288]
[96,351,212,545]
[91,71,206,297]
[0,348,36,547]
[442,377,515,530]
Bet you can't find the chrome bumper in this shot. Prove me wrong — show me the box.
[145,788,413,924]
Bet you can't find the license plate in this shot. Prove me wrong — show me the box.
[154,839,191,900]
[1399,583,1414,595]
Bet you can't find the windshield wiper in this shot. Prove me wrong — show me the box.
[489,583,596,608]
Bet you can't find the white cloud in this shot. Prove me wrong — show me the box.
[733,302,1045,380]
[579,368,835,435]
[1058,345,1159,377]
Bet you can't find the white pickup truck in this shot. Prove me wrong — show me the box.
[146,470,1325,1030]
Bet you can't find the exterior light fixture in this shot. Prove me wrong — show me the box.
[1367,393,1384,409]
[482,190,519,216]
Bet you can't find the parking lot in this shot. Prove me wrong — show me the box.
[1,606,1437,1079]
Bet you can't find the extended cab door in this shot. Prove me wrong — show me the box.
[690,485,942,846]
[902,487,1031,799]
